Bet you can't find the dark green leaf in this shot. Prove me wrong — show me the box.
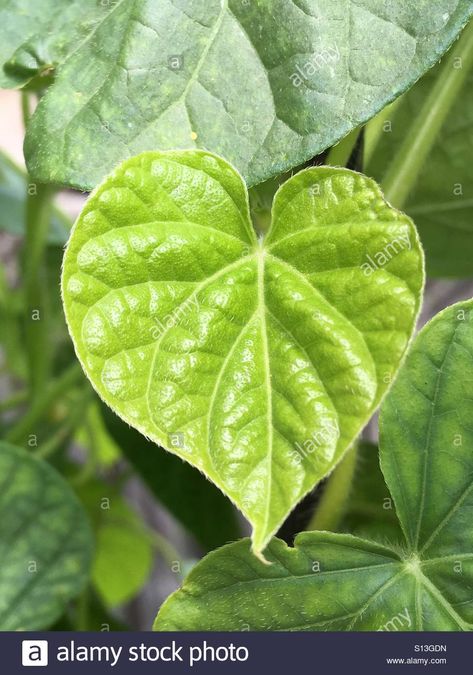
[0,0,105,89]
[0,442,93,630]
[16,0,473,189]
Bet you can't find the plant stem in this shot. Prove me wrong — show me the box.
[0,390,28,413]
[71,407,102,485]
[21,91,32,128]
[326,127,362,167]
[5,363,83,444]
[147,529,185,579]
[75,587,90,632]
[23,181,55,401]
[382,20,473,209]
[36,388,92,460]
[364,96,405,168]
[306,444,358,532]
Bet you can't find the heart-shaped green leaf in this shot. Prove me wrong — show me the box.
[0,442,93,630]
[62,150,424,553]
[13,0,472,190]
[154,300,473,631]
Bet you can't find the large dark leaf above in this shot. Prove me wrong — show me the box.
[154,301,473,631]
[5,0,470,189]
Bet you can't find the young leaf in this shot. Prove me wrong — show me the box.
[366,35,473,277]
[77,480,153,608]
[18,0,473,190]
[92,505,153,608]
[0,442,93,630]
[154,300,473,631]
[62,150,424,553]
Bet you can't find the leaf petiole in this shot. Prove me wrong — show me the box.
[306,443,358,533]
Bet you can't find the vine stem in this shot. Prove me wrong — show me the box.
[36,388,92,460]
[21,91,56,401]
[21,91,32,127]
[146,529,185,580]
[0,390,28,413]
[326,127,362,167]
[306,444,358,533]
[5,363,83,444]
[382,19,473,209]
[24,181,55,401]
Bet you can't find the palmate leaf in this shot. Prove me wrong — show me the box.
[154,301,473,631]
[61,150,424,553]
[0,442,93,630]
[3,0,469,189]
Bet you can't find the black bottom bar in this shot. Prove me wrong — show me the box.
[8,631,472,674]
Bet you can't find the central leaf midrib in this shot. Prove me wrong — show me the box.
[129,1,230,149]
[190,560,401,599]
[175,0,229,108]
[257,245,274,541]
[137,229,380,540]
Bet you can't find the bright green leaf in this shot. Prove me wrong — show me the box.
[0,442,93,630]
[154,300,473,632]
[366,39,473,277]
[62,150,423,553]
[17,0,473,190]
[101,403,241,551]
